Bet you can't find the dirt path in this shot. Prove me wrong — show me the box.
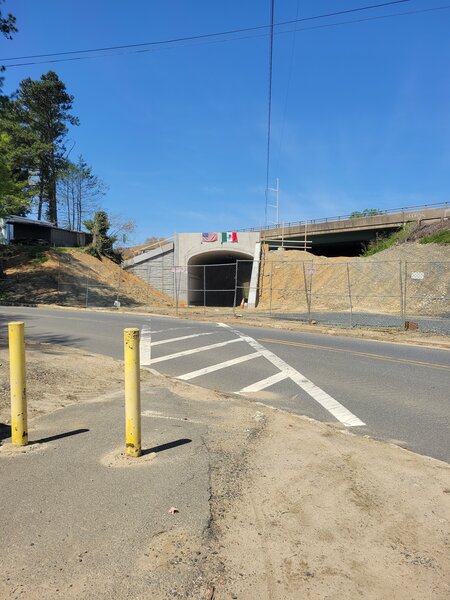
[216,410,450,599]
[1,342,448,599]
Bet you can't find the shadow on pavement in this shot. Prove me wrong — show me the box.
[142,438,192,455]
[0,423,11,441]
[31,428,90,445]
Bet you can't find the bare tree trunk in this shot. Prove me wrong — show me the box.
[77,183,82,231]
[71,187,75,230]
[37,178,44,220]
[66,185,71,229]
[47,175,58,225]
[37,193,43,220]
[75,172,82,231]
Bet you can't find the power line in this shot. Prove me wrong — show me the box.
[265,0,276,227]
[275,0,301,177]
[2,4,448,68]
[0,0,414,63]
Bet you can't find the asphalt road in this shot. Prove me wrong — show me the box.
[1,306,449,463]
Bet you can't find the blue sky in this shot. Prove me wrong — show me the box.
[1,1,449,242]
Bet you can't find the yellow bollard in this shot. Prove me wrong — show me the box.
[8,322,28,446]
[124,327,141,457]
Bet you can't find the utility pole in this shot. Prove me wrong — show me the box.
[266,177,280,226]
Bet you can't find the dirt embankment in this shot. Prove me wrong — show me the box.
[0,247,173,309]
[258,242,450,316]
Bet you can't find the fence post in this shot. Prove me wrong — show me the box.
[175,268,180,315]
[172,266,176,312]
[403,260,408,328]
[233,261,239,315]
[346,263,354,328]
[269,260,273,315]
[124,328,141,457]
[303,263,313,322]
[203,265,206,313]
[57,255,61,304]
[399,260,404,326]
[146,264,151,309]
[8,322,28,446]
[116,269,122,305]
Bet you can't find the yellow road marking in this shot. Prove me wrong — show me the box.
[257,338,450,371]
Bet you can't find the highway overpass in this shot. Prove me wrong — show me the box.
[123,203,448,304]
[255,203,449,256]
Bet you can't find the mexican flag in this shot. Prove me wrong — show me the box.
[221,231,238,243]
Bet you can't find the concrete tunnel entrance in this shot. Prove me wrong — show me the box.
[187,251,254,307]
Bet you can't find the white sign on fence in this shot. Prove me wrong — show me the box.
[411,272,425,280]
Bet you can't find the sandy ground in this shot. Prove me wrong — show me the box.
[0,247,173,309]
[0,342,449,599]
[257,242,450,316]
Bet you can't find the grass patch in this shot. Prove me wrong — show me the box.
[0,244,48,266]
[362,222,415,256]
[22,245,49,266]
[54,246,76,253]
[419,229,450,245]
[31,254,49,267]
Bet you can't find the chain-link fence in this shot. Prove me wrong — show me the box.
[137,258,449,334]
[256,258,450,334]
[1,252,449,334]
[0,252,173,311]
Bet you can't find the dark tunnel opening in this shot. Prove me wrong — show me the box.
[188,252,254,307]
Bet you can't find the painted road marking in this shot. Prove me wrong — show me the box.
[177,352,261,381]
[140,324,152,365]
[257,338,450,371]
[150,332,216,346]
[219,323,365,427]
[239,371,289,393]
[149,326,196,334]
[141,410,203,424]
[148,338,243,365]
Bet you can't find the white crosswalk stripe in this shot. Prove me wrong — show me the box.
[148,337,243,365]
[218,323,365,427]
[239,371,289,392]
[177,352,261,381]
[150,332,216,346]
[141,320,365,429]
[139,325,152,365]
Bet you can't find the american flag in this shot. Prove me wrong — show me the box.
[201,232,218,242]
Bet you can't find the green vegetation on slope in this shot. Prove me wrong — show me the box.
[362,222,415,256]
[419,229,450,245]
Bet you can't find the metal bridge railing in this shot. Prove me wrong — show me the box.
[239,201,449,232]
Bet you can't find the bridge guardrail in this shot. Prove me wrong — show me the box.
[239,201,449,232]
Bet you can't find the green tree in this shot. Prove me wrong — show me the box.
[84,211,121,263]
[0,94,38,217]
[12,71,79,224]
[57,156,107,230]
[349,208,384,218]
[0,0,18,93]
[0,93,42,200]
[0,132,30,217]
[0,0,16,39]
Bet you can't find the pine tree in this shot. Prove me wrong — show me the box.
[13,71,79,224]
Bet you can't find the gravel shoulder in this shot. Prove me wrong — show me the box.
[1,342,449,599]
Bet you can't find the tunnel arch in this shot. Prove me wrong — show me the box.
[187,249,254,307]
